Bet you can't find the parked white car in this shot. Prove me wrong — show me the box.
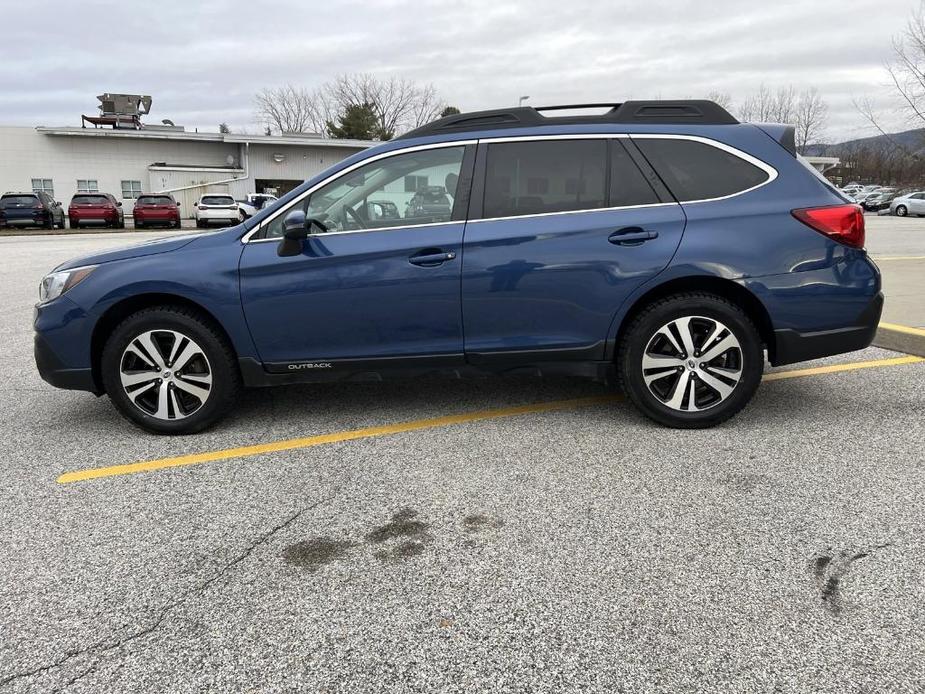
[890,191,925,217]
[236,193,278,220]
[193,194,239,228]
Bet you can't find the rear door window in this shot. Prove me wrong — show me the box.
[610,141,660,207]
[483,140,607,218]
[634,138,770,201]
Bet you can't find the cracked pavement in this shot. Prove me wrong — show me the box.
[1,224,924,693]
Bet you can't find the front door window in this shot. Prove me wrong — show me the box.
[263,146,466,239]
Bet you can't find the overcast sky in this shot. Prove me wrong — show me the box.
[0,0,918,142]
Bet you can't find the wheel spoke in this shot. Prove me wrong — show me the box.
[170,340,202,371]
[671,317,697,358]
[699,333,738,363]
[120,371,159,388]
[654,325,684,356]
[154,382,170,419]
[698,368,736,400]
[642,354,685,370]
[133,332,166,370]
[180,372,212,386]
[173,377,210,402]
[665,370,691,410]
[127,379,157,402]
[698,321,723,356]
[169,387,183,419]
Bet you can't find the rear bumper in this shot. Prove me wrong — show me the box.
[34,333,100,393]
[771,291,883,366]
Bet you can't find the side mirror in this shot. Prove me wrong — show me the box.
[176,201,181,206]
[277,210,329,257]
[117,201,122,207]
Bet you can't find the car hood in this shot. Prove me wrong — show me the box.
[54,233,203,271]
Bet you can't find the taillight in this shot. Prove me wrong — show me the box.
[791,204,865,249]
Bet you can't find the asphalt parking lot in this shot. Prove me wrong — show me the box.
[1,218,923,692]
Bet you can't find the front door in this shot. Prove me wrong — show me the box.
[461,137,686,362]
[240,143,474,370]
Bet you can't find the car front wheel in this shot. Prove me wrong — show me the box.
[617,293,764,428]
[101,307,241,434]
[895,205,908,217]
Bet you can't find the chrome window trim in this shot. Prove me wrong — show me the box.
[242,133,777,243]
[241,140,476,243]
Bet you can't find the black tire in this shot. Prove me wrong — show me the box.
[69,220,78,229]
[100,306,241,434]
[135,221,144,230]
[895,205,908,217]
[617,293,764,429]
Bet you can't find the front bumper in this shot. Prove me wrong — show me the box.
[771,292,883,366]
[34,332,100,393]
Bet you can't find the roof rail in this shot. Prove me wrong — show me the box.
[397,100,738,140]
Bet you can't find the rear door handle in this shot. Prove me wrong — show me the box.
[608,227,659,246]
[409,249,457,267]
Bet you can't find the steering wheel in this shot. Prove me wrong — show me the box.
[342,204,366,230]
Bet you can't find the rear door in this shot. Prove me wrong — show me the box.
[461,137,685,363]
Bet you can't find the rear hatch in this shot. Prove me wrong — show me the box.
[69,194,114,221]
[1,194,45,224]
[135,195,176,219]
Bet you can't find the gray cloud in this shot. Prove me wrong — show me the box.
[0,0,917,141]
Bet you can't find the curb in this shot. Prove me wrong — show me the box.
[873,322,925,358]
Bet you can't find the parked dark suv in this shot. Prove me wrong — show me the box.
[1,191,65,229]
[68,193,124,229]
[34,101,881,433]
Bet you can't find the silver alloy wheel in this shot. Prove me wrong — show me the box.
[641,316,744,412]
[119,329,212,420]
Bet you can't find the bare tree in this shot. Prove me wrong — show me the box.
[322,74,445,139]
[254,85,327,134]
[793,88,828,152]
[738,85,796,123]
[706,91,733,112]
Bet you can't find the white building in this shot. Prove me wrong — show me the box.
[0,125,372,217]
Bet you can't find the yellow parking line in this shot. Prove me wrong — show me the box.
[872,256,925,261]
[762,354,922,381]
[878,322,925,337]
[57,354,924,485]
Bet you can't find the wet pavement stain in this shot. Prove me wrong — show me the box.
[812,544,889,615]
[463,514,505,533]
[367,508,432,562]
[282,537,355,572]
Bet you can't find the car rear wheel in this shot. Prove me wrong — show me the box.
[101,307,241,434]
[895,205,908,217]
[617,293,764,428]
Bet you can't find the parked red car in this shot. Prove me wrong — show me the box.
[132,194,181,229]
[68,193,124,229]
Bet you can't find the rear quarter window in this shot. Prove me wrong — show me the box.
[634,138,770,202]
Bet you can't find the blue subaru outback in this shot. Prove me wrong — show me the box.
[34,101,882,433]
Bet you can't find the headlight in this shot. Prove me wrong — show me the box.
[38,265,96,303]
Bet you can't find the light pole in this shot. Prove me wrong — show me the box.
[518,96,530,107]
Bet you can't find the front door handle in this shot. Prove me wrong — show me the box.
[608,227,659,246]
[409,249,457,267]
